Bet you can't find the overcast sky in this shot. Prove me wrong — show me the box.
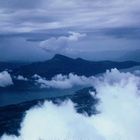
[0,0,140,61]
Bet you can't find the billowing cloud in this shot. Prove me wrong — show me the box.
[1,69,140,140]
[40,32,86,53]
[34,73,92,89]
[0,71,13,87]
[16,75,28,81]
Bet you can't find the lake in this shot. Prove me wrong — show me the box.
[0,87,81,106]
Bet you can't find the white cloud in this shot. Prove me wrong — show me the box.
[0,71,13,87]
[35,73,93,89]
[67,31,86,41]
[1,69,140,140]
[40,32,86,53]
[92,69,140,140]
[16,75,28,81]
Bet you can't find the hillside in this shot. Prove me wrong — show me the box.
[12,54,140,79]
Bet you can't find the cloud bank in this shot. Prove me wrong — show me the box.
[0,0,140,33]
[40,32,86,54]
[1,69,140,140]
[34,73,92,89]
[0,71,13,87]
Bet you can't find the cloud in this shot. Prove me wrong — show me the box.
[1,101,103,140]
[0,71,13,87]
[34,69,140,90]
[34,73,92,89]
[134,70,140,76]
[0,0,41,9]
[0,0,140,33]
[16,75,28,81]
[1,30,140,61]
[40,32,86,54]
[1,69,140,140]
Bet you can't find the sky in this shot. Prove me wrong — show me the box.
[0,0,140,62]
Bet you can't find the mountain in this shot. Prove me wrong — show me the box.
[12,54,140,79]
[0,62,27,72]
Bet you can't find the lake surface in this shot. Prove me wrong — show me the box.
[0,87,81,107]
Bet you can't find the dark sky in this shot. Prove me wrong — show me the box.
[0,0,140,61]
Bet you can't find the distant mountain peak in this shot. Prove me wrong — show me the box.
[76,57,84,61]
[52,54,74,61]
[12,53,140,79]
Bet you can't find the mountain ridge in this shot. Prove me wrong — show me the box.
[11,54,140,79]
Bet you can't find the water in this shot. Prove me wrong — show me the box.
[0,87,81,107]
